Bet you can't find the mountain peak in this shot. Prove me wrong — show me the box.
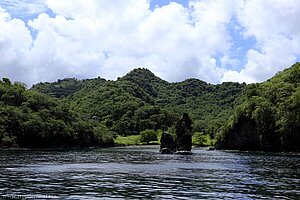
[119,68,168,97]
[120,67,168,84]
[122,68,159,80]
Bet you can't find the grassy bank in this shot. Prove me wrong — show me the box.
[115,132,215,147]
[114,135,160,146]
[114,135,141,146]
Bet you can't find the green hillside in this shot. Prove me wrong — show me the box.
[7,63,300,151]
[32,68,245,138]
[0,78,113,148]
[217,62,300,152]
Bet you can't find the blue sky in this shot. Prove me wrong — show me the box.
[0,0,299,85]
[150,0,189,9]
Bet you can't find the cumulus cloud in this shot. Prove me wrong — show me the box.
[0,0,299,86]
[222,0,300,83]
[0,7,32,84]
[29,0,236,84]
[0,0,47,17]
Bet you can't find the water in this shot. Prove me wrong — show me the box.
[0,146,299,199]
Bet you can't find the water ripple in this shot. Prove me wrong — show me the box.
[0,147,299,199]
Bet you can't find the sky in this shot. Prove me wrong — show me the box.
[0,0,300,86]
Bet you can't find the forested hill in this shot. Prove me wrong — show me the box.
[217,62,300,152]
[0,78,114,148]
[4,63,300,151]
[32,68,245,137]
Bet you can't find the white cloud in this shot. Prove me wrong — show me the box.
[222,0,300,83]
[0,0,47,17]
[26,0,236,84]
[220,55,240,70]
[0,7,32,84]
[0,0,300,86]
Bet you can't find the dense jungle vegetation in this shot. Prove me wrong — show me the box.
[32,68,245,139]
[0,78,113,148]
[217,62,300,152]
[2,62,299,151]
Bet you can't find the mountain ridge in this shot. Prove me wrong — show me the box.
[2,63,300,151]
[31,67,246,137]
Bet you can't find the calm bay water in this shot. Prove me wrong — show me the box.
[0,146,299,199]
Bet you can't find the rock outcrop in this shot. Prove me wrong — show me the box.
[175,113,192,152]
[160,113,192,154]
[160,132,176,154]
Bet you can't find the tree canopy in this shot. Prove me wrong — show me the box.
[28,63,300,152]
[0,78,113,148]
[216,62,300,152]
[32,68,245,138]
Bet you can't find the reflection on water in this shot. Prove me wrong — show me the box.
[0,146,299,199]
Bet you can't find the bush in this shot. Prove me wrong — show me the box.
[1,134,17,147]
[192,132,212,146]
[140,129,157,144]
[93,124,114,146]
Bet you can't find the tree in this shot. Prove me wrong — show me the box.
[192,132,207,146]
[0,78,114,148]
[217,62,300,152]
[140,129,157,144]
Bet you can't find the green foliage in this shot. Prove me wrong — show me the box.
[140,129,157,144]
[217,62,300,152]
[31,78,89,98]
[192,132,214,147]
[156,129,163,144]
[32,68,245,138]
[93,124,114,146]
[114,135,141,146]
[8,63,299,151]
[1,133,17,147]
[0,78,113,148]
[7,62,300,151]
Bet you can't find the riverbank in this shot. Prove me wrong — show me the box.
[114,133,215,147]
[114,135,159,146]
